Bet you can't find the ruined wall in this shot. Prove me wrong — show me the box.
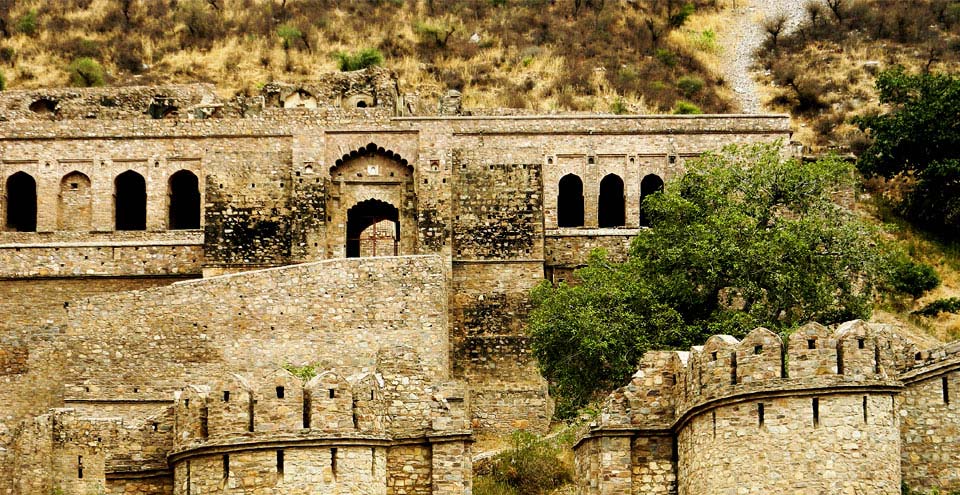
[678,393,901,494]
[0,255,449,455]
[0,109,795,440]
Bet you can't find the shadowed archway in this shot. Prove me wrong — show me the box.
[5,172,37,232]
[346,199,400,258]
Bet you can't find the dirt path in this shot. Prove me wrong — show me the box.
[718,0,812,113]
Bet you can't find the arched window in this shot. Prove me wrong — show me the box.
[58,171,92,231]
[557,174,584,228]
[640,174,665,227]
[346,199,399,258]
[5,172,37,232]
[115,170,146,231]
[169,170,201,229]
[598,174,625,228]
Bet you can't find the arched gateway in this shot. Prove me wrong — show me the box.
[327,143,415,258]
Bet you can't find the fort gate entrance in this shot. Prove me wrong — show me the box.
[327,144,415,258]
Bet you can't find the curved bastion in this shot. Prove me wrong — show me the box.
[574,319,960,495]
[167,348,471,495]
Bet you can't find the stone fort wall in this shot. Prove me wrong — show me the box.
[0,92,794,437]
[574,320,960,494]
[0,255,468,494]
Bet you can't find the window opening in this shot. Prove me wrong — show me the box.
[169,170,201,229]
[598,174,625,227]
[639,174,664,227]
[557,174,584,227]
[5,172,37,232]
[115,170,146,230]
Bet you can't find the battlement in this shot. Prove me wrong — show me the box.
[173,351,467,454]
[594,320,914,434]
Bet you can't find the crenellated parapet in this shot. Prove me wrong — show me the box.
[575,320,951,495]
[167,345,472,495]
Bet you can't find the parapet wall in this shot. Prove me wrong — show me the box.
[575,320,957,495]
[0,255,450,461]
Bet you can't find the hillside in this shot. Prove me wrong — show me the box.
[751,0,960,149]
[0,0,732,114]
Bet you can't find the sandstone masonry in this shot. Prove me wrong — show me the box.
[0,70,793,494]
[575,320,960,494]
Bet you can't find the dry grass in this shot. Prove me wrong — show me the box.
[0,0,735,112]
[754,0,960,150]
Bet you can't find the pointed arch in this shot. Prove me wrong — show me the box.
[640,174,664,227]
[58,171,92,231]
[168,170,200,230]
[347,199,399,258]
[115,170,146,231]
[598,173,625,228]
[5,172,37,232]
[557,174,584,228]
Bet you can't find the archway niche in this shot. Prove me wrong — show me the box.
[557,174,584,228]
[598,174,625,228]
[169,170,201,229]
[5,172,37,232]
[58,171,92,231]
[640,174,665,227]
[325,143,415,259]
[346,199,399,258]
[115,170,147,231]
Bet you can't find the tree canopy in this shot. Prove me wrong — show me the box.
[529,144,889,417]
[855,68,960,236]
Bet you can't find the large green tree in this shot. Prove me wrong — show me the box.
[529,144,888,416]
[855,68,960,236]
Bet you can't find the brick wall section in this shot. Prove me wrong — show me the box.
[900,340,960,491]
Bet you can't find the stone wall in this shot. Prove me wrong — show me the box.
[900,341,960,491]
[0,99,794,441]
[573,320,943,495]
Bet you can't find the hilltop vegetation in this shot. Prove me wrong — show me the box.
[0,0,731,113]
[754,0,960,148]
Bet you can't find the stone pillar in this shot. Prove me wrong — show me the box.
[598,435,632,494]
[431,440,472,495]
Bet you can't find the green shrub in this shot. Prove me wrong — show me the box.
[334,48,384,71]
[0,70,5,91]
[277,24,303,50]
[887,255,940,298]
[654,48,677,67]
[913,298,960,317]
[0,46,16,66]
[16,10,38,36]
[610,97,627,115]
[483,431,572,495]
[414,20,456,47]
[68,58,106,87]
[676,75,705,97]
[673,100,702,114]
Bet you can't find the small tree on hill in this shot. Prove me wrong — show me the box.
[529,144,892,417]
[855,67,960,237]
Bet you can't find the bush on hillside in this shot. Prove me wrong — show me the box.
[673,100,702,114]
[68,58,105,87]
[477,431,572,495]
[913,298,960,317]
[16,9,37,36]
[0,69,5,91]
[334,48,384,71]
[885,253,940,298]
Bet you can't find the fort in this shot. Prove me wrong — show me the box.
[0,67,953,493]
